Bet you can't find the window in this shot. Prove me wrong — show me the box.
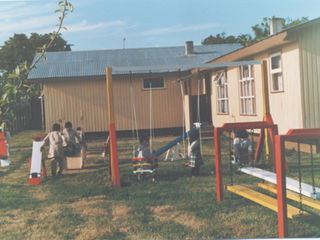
[239,65,256,115]
[269,52,283,92]
[215,71,229,114]
[143,78,164,89]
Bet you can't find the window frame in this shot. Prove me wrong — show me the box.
[269,51,283,92]
[142,77,165,90]
[215,70,229,115]
[239,65,256,115]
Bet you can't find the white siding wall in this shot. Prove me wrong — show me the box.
[211,42,303,134]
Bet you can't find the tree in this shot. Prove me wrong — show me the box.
[202,16,309,46]
[250,16,309,44]
[0,0,74,127]
[0,33,70,76]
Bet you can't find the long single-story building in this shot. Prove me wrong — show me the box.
[28,42,242,134]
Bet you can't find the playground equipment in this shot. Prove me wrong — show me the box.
[0,132,9,167]
[164,142,186,161]
[132,156,158,181]
[214,118,278,200]
[215,123,320,238]
[106,68,121,186]
[155,122,207,157]
[29,136,46,185]
[274,128,320,238]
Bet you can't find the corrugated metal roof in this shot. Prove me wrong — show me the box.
[28,43,242,80]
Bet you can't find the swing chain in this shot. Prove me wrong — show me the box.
[298,140,303,214]
[229,131,233,186]
[310,140,316,194]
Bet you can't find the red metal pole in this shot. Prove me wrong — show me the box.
[275,135,288,238]
[215,128,223,201]
[109,124,121,187]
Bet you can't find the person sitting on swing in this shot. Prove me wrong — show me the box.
[233,129,253,168]
[134,135,157,178]
[134,135,155,160]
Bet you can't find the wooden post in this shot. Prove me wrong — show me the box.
[106,67,121,187]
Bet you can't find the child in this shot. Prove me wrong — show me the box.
[134,135,156,179]
[76,127,87,165]
[135,135,154,159]
[40,123,67,176]
[188,129,203,178]
[233,129,253,168]
[63,122,82,157]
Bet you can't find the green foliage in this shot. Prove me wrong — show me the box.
[0,0,73,127]
[202,16,309,47]
[0,33,70,76]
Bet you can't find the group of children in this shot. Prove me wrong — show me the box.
[40,122,83,176]
[41,121,252,178]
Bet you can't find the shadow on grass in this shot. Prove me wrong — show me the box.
[0,150,31,179]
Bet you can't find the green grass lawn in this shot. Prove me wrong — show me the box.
[1,132,320,239]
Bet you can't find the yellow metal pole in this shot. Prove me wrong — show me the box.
[106,68,114,181]
[262,60,270,115]
[261,60,274,165]
[106,68,115,125]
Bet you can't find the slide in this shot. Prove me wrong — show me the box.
[155,122,207,157]
[29,136,43,185]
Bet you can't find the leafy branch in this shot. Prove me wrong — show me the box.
[0,0,73,124]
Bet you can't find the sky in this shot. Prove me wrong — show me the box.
[0,0,320,52]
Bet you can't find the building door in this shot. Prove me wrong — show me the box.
[191,73,212,124]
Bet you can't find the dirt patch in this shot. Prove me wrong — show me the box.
[68,196,106,208]
[0,210,26,231]
[75,224,107,240]
[149,205,206,229]
[111,205,132,222]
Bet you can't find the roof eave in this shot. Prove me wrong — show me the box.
[207,31,289,64]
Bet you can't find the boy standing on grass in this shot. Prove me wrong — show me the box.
[188,129,203,178]
[40,123,67,176]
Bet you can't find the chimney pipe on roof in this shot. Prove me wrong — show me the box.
[185,41,194,55]
[270,18,283,35]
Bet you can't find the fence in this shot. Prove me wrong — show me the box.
[9,99,42,134]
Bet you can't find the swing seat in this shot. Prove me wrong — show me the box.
[230,149,252,164]
[133,157,158,173]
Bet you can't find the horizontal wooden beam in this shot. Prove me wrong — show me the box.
[226,185,312,220]
[257,182,320,211]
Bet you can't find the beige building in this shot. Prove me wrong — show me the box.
[28,42,241,134]
[205,17,320,134]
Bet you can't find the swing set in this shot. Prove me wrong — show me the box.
[215,121,320,238]
[129,69,207,180]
